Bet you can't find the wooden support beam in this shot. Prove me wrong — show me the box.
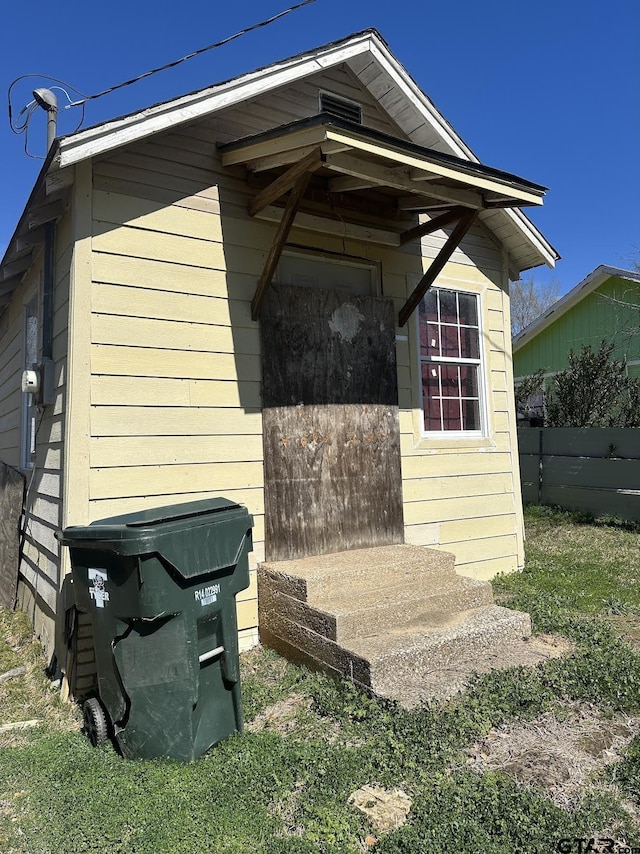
[0,276,22,296]
[1,254,33,281]
[324,152,483,209]
[328,175,378,193]
[249,148,324,217]
[397,186,480,209]
[16,226,48,252]
[399,207,466,245]
[45,168,74,196]
[28,199,65,229]
[398,209,479,327]
[245,140,348,174]
[329,165,410,194]
[483,198,534,209]
[251,170,313,321]
[255,205,401,247]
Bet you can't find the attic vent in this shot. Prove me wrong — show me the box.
[319,91,362,125]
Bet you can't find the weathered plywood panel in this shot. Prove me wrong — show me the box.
[261,285,403,560]
[263,404,403,560]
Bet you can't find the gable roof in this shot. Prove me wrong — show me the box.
[512,265,640,351]
[0,29,558,310]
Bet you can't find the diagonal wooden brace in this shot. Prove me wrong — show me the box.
[398,209,479,327]
[251,168,314,321]
[248,147,324,218]
[399,206,466,246]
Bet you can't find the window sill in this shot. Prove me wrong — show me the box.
[412,434,496,452]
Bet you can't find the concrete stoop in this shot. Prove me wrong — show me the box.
[258,544,555,708]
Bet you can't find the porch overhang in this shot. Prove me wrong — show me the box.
[219,115,548,323]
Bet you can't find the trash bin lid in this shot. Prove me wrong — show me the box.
[56,498,253,578]
[94,497,241,529]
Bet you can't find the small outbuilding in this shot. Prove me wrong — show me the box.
[0,30,557,678]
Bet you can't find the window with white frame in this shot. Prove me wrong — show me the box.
[419,286,484,434]
[21,295,39,470]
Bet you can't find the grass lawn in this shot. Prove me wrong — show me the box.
[1,505,640,854]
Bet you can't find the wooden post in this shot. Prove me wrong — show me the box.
[399,206,465,245]
[398,209,479,327]
[248,147,323,217]
[251,170,313,321]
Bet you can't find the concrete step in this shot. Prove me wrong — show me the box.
[259,543,456,603]
[260,573,493,643]
[371,634,569,707]
[260,603,531,694]
[256,543,557,707]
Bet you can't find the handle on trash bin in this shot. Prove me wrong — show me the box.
[199,645,225,664]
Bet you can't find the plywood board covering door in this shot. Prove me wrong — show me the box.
[261,284,404,561]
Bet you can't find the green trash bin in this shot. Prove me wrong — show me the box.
[56,498,253,761]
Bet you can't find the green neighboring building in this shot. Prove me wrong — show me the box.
[513,265,640,385]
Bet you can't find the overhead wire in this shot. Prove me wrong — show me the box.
[7,0,317,156]
[66,0,317,108]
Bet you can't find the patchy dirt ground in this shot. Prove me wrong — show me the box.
[246,692,314,736]
[466,701,640,813]
[246,691,353,745]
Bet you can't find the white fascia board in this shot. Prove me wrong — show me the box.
[512,265,640,351]
[57,36,373,169]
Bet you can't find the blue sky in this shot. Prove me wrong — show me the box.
[1,0,638,295]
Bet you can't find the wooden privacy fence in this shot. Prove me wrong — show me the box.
[518,427,640,522]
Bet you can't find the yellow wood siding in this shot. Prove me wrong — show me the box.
[0,203,73,656]
[398,250,524,578]
[90,143,265,638]
[207,64,404,145]
[84,81,523,647]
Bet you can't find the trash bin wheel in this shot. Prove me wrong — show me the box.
[83,697,109,747]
